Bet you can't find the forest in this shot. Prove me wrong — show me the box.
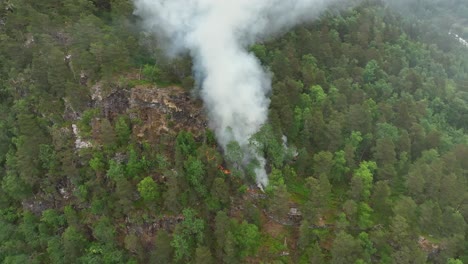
[0,0,467,263]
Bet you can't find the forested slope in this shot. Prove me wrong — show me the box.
[0,0,467,263]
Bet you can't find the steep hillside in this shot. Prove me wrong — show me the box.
[0,1,466,263]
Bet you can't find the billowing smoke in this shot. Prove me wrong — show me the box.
[134,0,342,187]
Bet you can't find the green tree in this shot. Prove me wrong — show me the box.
[358,232,376,263]
[331,150,350,183]
[47,236,64,263]
[419,200,442,235]
[331,231,362,264]
[175,131,196,158]
[164,171,182,213]
[210,177,229,209]
[184,156,207,197]
[171,209,205,262]
[150,230,173,263]
[113,176,135,216]
[313,151,334,177]
[63,226,87,263]
[225,141,243,168]
[303,175,331,223]
[250,124,285,168]
[349,161,377,201]
[214,211,231,260]
[99,119,117,147]
[310,85,327,104]
[298,220,314,250]
[125,146,146,178]
[268,184,290,218]
[447,259,463,264]
[115,116,131,146]
[357,202,374,229]
[194,246,214,264]
[223,231,238,264]
[92,217,116,245]
[343,200,358,225]
[374,138,397,180]
[234,221,260,258]
[107,160,124,180]
[393,196,418,231]
[371,181,393,223]
[41,209,65,229]
[142,64,161,83]
[363,60,382,84]
[137,176,160,202]
[302,242,326,264]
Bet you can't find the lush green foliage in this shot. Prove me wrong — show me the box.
[0,0,466,263]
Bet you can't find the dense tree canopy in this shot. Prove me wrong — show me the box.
[0,0,466,263]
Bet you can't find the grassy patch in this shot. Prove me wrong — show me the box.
[285,177,309,204]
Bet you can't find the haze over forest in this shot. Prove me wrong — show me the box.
[0,0,467,263]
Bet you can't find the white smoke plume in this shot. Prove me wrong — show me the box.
[134,0,343,187]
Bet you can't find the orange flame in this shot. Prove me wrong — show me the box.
[218,165,231,175]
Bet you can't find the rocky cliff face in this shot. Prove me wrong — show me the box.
[90,84,206,144]
[68,82,207,153]
[129,85,206,141]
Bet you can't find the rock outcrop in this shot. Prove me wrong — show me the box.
[128,85,206,141]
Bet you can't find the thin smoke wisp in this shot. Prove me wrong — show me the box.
[134,0,342,187]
